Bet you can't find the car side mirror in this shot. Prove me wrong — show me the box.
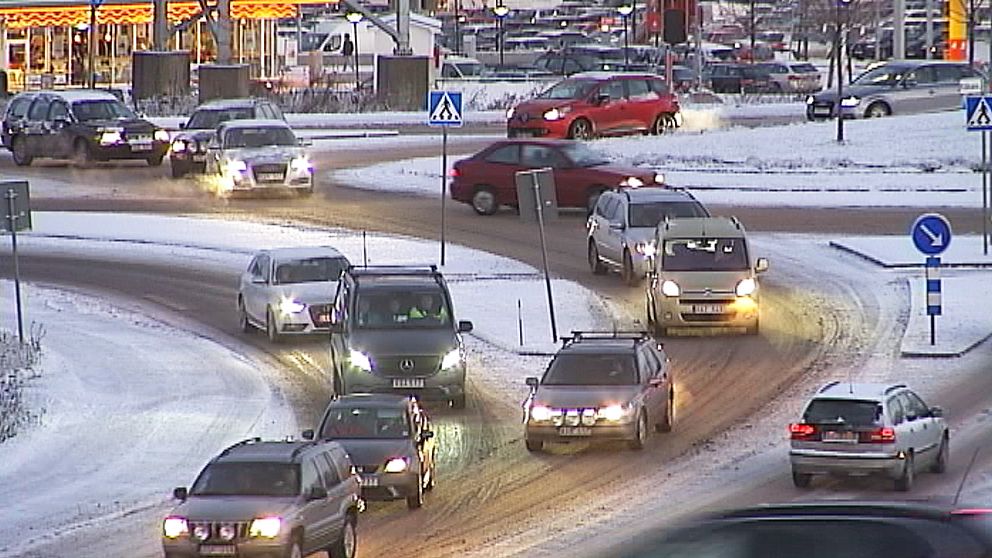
[329,321,345,334]
[458,320,474,333]
[301,429,315,441]
[173,487,188,501]
[525,376,539,388]
[307,486,328,501]
[755,258,769,273]
[420,430,435,442]
[609,221,625,231]
[903,79,917,88]
[251,276,267,284]
[649,376,665,387]
[179,122,187,130]
[298,138,312,147]
[929,406,944,418]
[596,93,611,105]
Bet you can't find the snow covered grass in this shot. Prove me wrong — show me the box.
[0,326,45,443]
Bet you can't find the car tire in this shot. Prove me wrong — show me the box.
[73,139,92,168]
[656,387,675,433]
[588,241,607,275]
[865,102,891,118]
[567,118,594,140]
[894,453,915,492]
[627,410,648,450]
[792,470,813,488]
[471,186,498,216]
[621,250,639,286]
[11,136,32,166]
[450,394,466,409]
[930,435,948,474]
[266,307,282,343]
[146,153,165,167]
[327,514,357,558]
[238,298,254,334]
[525,438,544,453]
[651,114,675,135]
[170,161,187,179]
[406,472,424,510]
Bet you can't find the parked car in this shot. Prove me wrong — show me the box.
[439,55,487,79]
[506,72,681,140]
[306,394,437,510]
[204,119,314,196]
[757,62,823,93]
[2,89,169,167]
[789,381,949,490]
[534,45,625,75]
[237,246,350,343]
[704,63,774,93]
[170,98,284,178]
[522,331,675,452]
[162,438,361,558]
[588,187,710,285]
[807,60,984,119]
[450,139,664,215]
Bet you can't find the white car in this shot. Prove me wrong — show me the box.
[205,119,314,196]
[238,247,350,342]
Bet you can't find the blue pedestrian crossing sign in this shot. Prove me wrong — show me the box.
[966,96,992,131]
[911,213,952,255]
[428,91,463,127]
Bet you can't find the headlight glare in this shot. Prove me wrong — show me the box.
[163,516,189,538]
[279,298,306,315]
[735,277,757,297]
[99,130,122,145]
[543,107,565,121]
[661,279,681,297]
[171,139,187,152]
[635,242,657,258]
[227,160,248,174]
[840,96,860,108]
[530,404,552,422]
[383,457,408,473]
[348,349,373,372]
[290,156,312,174]
[505,106,516,119]
[248,516,282,538]
[654,172,665,185]
[440,347,462,370]
[806,95,815,105]
[154,129,170,142]
[598,404,627,421]
[621,176,644,188]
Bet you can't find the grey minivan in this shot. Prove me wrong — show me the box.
[807,60,984,119]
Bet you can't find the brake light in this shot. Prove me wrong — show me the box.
[789,423,815,440]
[866,426,896,443]
[788,75,801,80]
[448,167,461,178]
[952,509,992,516]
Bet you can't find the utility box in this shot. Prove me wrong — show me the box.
[132,51,191,100]
[198,64,250,104]
[514,168,559,223]
[377,55,429,110]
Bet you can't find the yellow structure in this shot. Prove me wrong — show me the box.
[946,0,967,61]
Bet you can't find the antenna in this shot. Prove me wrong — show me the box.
[953,447,982,506]
[848,368,853,394]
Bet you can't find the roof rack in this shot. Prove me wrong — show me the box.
[560,330,652,347]
[348,264,439,276]
[290,441,320,461]
[884,383,908,395]
[219,437,262,457]
[818,380,841,393]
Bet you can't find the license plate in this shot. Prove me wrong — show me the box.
[318,313,331,323]
[198,546,236,556]
[360,475,379,487]
[691,304,725,314]
[558,426,592,437]
[822,430,857,442]
[813,108,832,116]
[258,172,283,181]
[130,142,152,151]
[392,378,425,389]
[192,154,206,162]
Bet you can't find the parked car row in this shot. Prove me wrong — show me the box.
[704,61,822,94]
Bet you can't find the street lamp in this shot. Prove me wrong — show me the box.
[835,0,852,143]
[493,3,510,68]
[88,0,105,88]
[618,4,633,67]
[345,11,363,92]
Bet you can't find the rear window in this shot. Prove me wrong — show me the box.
[804,398,882,426]
[791,63,818,73]
[543,353,637,386]
[187,107,256,129]
[629,201,708,228]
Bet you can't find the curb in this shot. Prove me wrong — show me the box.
[829,241,992,269]
[900,331,992,358]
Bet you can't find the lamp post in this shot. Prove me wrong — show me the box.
[493,4,510,68]
[88,0,104,88]
[835,0,851,143]
[345,11,363,92]
[618,4,633,67]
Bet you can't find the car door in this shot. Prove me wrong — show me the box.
[479,143,525,205]
[886,395,915,458]
[47,100,74,158]
[932,64,966,110]
[896,66,938,113]
[636,346,664,420]
[520,143,581,208]
[600,195,626,264]
[23,96,51,155]
[315,452,349,549]
[245,254,271,322]
[902,391,940,460]
[329,280,352,379]
[590,79,628,134]
[589,192,616,260]
[625,78,658,131]
[299,458,332,553]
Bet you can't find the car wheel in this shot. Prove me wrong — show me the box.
[621,250,639,286]
[73,139,92,168]
[284,540,303,558]
[266,307,282,343]
[238,298,254,334]
[651,114,675,135]
[450,394,466,409]
[656,386,675,433]
[170,161,187,179]
[146,153,165,167]
[792,470,813,488]
[11,136,32,166]
[525,438,544,453]
[327,514,357,558]
[471,186,498,216]
[894,453,915,492]
[627,410,647,450]
[865,102,891,118]
[406,471,424,509]
[930,435,948,474]
[588,241,607,275]
[567,118,594,140]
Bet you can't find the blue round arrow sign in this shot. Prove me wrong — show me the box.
[911,213,952,255]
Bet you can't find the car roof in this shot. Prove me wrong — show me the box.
[214,439,331,464]
[328,393,411,409]
[571,71,659,80]
[813,381,907,401]
[32,89,119,102]
[197,98,266,110]
[492,138,575,149]
[559,339,640,355]
[262,246,345,262]
[658,217,745,238]
[219,118,290,130]
[711,501,963,521]
[618,187,698,203]
[353,275,445,290]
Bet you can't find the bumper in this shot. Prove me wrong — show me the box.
[221,174,313,195]
[358,471,419,501]
[93,141,169,160]
[655,296,759,330]
[807,102,858,120]
[170,152,209,171]
[525,422,637,443]
[162,539,290,558]
[507,118,570,139]
[341,366,466,403]
[790,449,904,478]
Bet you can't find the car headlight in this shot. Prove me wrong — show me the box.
[99,130,122,145]
[635,242,657,258]
[192,523,210,541]
[543,107,570,121]
[440,347,462,370]
[506,106,516,119]
[597,404,630,422]
[171,139,187,152]
[218,523,237,541]
[226,160,248,174]
[620,176,644,188]
[661,279,681,297]
[735,277,757,297]
[279,298,306,315]
[348,349,373,372]
[154,129,170,142]
[383,457,408,473]
[840,96,860,108]
[806,95,815,105]
[248,516,282,538]
[290,156,312,174]
[654,172,665,185]
[530,404,552,422]
[162,516,189,538]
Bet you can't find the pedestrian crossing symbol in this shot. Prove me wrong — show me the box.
[965,96,992,131]
[428,91,463,127]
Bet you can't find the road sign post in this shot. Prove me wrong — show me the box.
[911,213,951,346]
[1,181,32,345]
[427,91,463,267]
[515,168,559,342]
[965,96,992,254]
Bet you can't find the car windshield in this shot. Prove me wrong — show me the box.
[629,202,708,228]
[72,100,137,121]
[190,462,299,497]
[803,399,882,426]
[320,406,410,439]
[274,257,347,285]
[560,143,610,167]
[224,126,296,148]
[355,290,451,329]
[852,66,910,86]
[539,79,597,100]
[662,238,749,271]
[542,353,637,386]
[187,108,256,129]
[455,62,485,76]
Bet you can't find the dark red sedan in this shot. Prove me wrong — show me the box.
[449,139,664,215]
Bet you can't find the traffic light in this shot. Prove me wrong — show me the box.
[663,9,686,44]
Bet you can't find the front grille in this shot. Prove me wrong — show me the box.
[354,464,380,473]
[252,163,287,182]
[126,132,152,142]
[188,520,249,543]
[679,297,737,323]
[309,304,332,327]
[375,355,441,376]
[810,101,834,117]
[550,408,600,427]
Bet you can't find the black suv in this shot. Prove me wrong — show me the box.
[2,89,169,167]
[329,265,474,409]
[170,97,285,178]
[162,438,361,558]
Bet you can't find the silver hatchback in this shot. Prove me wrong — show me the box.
[789,382,949,491]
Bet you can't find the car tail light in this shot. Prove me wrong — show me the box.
[448,167,461,178]
[788,75,801,81]
[789,423,816,440]
[864,426,896,443]
[952,509,992,515]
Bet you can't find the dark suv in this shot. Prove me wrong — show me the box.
[170,98,285,178]
[162,438,361,558]
[329,265,474,408]
[2,89,169,167]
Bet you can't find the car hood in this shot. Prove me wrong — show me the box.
[172,496,297,522]
[534,385,641,408]
[330,438,415,468]
[176,129,217,142]
[513,98,579,116]
[585,163,658,183]
[814,83,895,101]
[271,281,337,306]
[224,146,304,163]
[81,118,157,132]
[347,329,457,357]
[659,270,750,293]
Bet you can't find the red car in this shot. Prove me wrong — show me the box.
[449,139,664,215]
[506,72,681,140]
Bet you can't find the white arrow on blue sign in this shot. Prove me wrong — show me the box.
[911,213,952,255]
[428,91,463,127]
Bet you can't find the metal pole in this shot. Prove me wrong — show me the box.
[749,0,755,62]
[631,0,637,45]
[695,3,702,89]
[531,173,558,342]
[984,130,989,255]
[925,0,934,59]
[930,314,935,345]
[836,2,844,143]
[517,299,524,346]
[88,2,97,88]
[6,190,24,345]
[440,126,447,266]
[352,21,360,91]
[623,15,629,66]
[875,0,881,60]
[454,0,461,54]
[362,230,368,267]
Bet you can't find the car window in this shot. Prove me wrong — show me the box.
[258,255,271,282]
[560,143,610,167]
[804,398,883,426]
[649,78,670,95]
[745,519,933,558]
[269,104,285,120]
[333,281,351,325]
[190,462,300,497]
[321,406,412,439]
[542,353,637,386]
[28,98,50,120]
[259,104,277,119]
[628,79,653,100]
[316,454,341,487]
[188,108,255,129]
[601,80,627,100]
[485,144,520,164]
[48,101,69,121]
[301,458,323,493]
[539,78,596,99]
[642,346,662,376]
[888,396,906,424]
[629,201,709,228]
[223,126,296,148]
[595,194,615,218]
[907,67,937,85]
[661,237,749,271]
[9,97,31,118]
[791,63,817,73]
[521,144,569,168]
[563,59,583,74]
[273,257,348,285]
[72,99,137,121]
[900,392,929,420]
[934,65,963,83]
[354,289,450,328]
